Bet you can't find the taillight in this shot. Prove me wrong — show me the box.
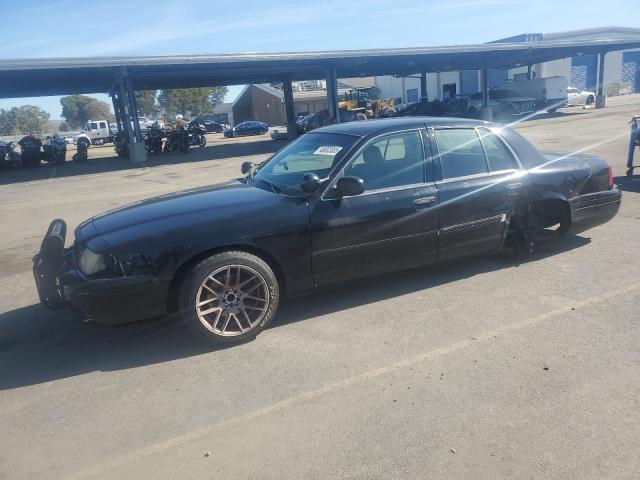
[542,88,548,100]
[608,165,614,189]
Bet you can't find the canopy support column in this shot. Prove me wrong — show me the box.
[125,76,143,144]
[480,64,492,120]
[111,93,123,135]
[282,79,298,140]
[595,51,607,109]
[117,73,146,163]
[420,71,427,102]
[325,66,339,124]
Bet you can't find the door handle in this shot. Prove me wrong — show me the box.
[413,196,437,206]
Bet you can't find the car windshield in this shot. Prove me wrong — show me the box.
[252,132,357,194]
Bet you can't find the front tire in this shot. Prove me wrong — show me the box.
[179,251,279,344]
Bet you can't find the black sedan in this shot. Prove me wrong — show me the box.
[224,121,269,138]
[194,119,225,133]
[33,118,621,344]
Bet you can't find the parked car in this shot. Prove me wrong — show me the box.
[567,86,596,106]
[296,108,361,134]
[224,121,269,137]
[270,129,289,140]
[194,119,225,133]
[494,76,568,112]
[468,89,536,116]
[443,95,474,116]
[33,118,621,345]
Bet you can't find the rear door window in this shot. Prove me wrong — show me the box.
[477,128,519,171]
[434,129,488,179]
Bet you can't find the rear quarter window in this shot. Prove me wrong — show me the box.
[495,127,546,169]
[478,129,519,171]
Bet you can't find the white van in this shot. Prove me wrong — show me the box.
[496,76,568,112]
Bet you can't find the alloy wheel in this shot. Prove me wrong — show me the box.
[195,264,270,336]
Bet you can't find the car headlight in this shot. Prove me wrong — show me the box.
[78,247,108,276]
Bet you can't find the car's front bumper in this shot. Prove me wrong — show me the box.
[33,220,168,325]
[568,188,622,234]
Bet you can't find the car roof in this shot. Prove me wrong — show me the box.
[313,117,492,137]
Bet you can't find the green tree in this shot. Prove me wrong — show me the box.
[209,86,227,107]
[0,105,51,135]
[60,95,114,129]
[58,121,70,132]
[158,87,228,117]
[135,90,158,117]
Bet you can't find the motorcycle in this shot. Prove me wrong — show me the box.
[145,124,165,154]
[165,124,190,153]
[188,122,207,148]
[42,136,67,165]
[0,141,18,169]
[72,136,91,163]
[18,135,43,168]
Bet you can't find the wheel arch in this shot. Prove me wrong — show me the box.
[528,192,571,229]
[166,244,286,315]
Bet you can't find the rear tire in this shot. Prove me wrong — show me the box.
[178,251,279,344]
[586,95,595,105]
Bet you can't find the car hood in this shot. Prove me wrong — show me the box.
[86,180,295,236]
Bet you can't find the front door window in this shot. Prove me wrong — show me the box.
[344,131,424,191]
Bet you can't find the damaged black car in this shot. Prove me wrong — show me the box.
[33,118,621,344]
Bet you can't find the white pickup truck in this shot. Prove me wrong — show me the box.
[75,119,113,145]
[496,76,568,112]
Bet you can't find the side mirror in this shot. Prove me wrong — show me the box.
[300,173,321,193]
[241,161,254,175]
[335,176,364,197]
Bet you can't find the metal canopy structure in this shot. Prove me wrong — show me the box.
[2,36,640,98]
[2,33,640,162]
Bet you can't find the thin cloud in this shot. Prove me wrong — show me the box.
[21,0,514,58]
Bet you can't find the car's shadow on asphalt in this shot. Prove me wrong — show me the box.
[0,234,590,390]
[0,138,287,186]
[511,109,592,126]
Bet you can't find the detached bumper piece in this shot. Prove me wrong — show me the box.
[569,189,622,234]
[33,219,67,309]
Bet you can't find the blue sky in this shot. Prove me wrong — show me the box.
[1,0,638,118]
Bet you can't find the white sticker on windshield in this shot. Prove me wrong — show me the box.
[314,146,343,156]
